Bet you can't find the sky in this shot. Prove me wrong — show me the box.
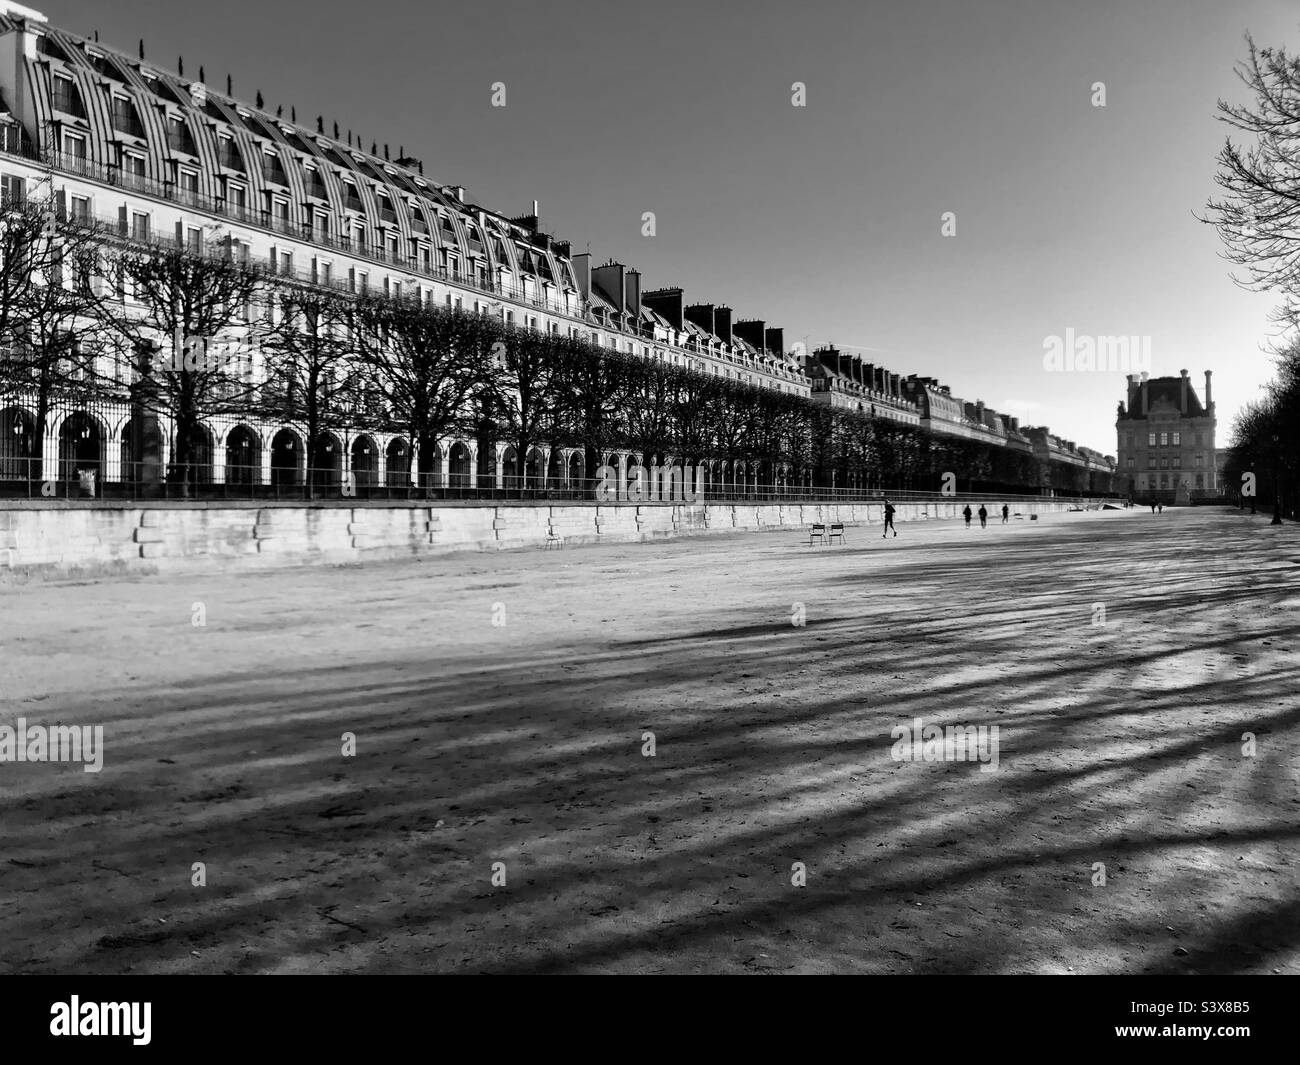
[37,0,1300,453]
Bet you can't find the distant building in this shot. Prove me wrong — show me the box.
[805,347,920,425]
[1116,370,1217,501]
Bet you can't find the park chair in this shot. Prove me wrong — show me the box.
[808,522,826,545]
[828,522,845,544]
[543,531,564,549]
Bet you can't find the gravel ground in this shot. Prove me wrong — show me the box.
[1,505,1296,974]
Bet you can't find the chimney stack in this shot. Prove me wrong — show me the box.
[1140,372,1149,415]
[1204,369,1213,411]
[1180,368,1189,414]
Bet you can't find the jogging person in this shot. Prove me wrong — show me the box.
[882,499,897,538]
[978,504,988,528]
[1001,504,1009,523]
[963,504,972,528]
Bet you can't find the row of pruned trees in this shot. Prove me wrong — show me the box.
[1207,33,1300,522]
[1221,338,1300,521]
[1,192,1094,494]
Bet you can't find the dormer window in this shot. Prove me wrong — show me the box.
[36,34,72,63]
[217,134,245,172]
[110,95,145,138]
[342,180,363,212]
[262,148,288,185]
[167,115,197,154]
[303,164,327,200]
[377,191,397,225]
[52,74,86,119]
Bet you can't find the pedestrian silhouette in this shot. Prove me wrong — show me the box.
[963,505,972,528]
[1158,502,1163,513]
[1001,504,1009,524]
[882,499,897,538]
[978,505,988,528]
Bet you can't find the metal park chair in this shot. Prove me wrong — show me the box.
[828,522,845,544]
[808,522,826,545]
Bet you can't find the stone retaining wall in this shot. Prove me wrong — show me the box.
[0,499,1084,578]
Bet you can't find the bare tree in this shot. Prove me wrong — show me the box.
[0,194,119,480]
[354,297,497,489]
[256,282,360,493]
[102,237,264,494]
[488,326,568,490]
[1204,36,1300,318]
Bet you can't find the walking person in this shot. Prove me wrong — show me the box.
[963,504,972,528]
[882,499,897,538]
[1001,504,1009,524]
[978,504,988,528]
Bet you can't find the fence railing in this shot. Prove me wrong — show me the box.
[0,464,1119,506]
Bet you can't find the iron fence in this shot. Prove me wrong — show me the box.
[0,464,1120,507]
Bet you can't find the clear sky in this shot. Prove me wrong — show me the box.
[39,0,1299,453]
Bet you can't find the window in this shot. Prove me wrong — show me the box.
[227,183,247,210]
[1159,432,1168,446]
[1148,432,1156,447]
[418,245,431,272]
[1172,457,1181,468]
[178,168,199,202]
[186,226,202,254]
[69,194,89,222]
[1172,432,1180,446]
[110,96,144,138]
[353,221,366,251]
[120,151,145,179]
[1159,457,1168,469]
[272,197,290,230]
[1126,457,1134,469]
[131,211,150,242]
[0,174,24,204]
[218,136,245,172]
[52,75,86,118]
[1147,457,1156,469]
[377,192,397,225]
[262,150,287,185]
[304,165,327,200]
[343,181,363,212]
[386,234,399,262]
[168,116,197,155]
[279,250,293,275]
[1195,454,1203,467]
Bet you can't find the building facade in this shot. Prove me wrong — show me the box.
[0,2,1117,496]
[1116,370,1217,501]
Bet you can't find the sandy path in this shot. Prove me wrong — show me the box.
[0,506,1296,974]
